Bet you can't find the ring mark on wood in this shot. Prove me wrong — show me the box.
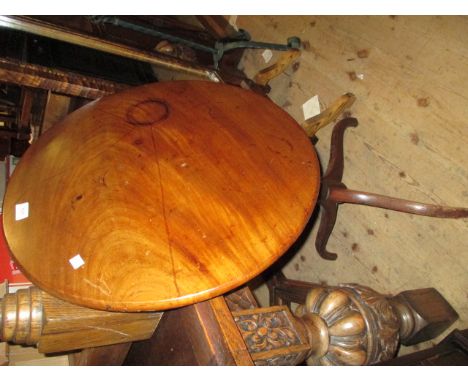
[126,99,170,126]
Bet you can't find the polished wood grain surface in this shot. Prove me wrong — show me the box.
[3,80,320,311]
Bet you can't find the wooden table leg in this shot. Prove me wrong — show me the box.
[265,272,459,365]
[124,296,254,366]
[316,117,468,260]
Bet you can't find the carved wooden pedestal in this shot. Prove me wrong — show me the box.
[261,273,459,365]
[1,279,458,365]
[295,284,401,365]
[124,278,458,366]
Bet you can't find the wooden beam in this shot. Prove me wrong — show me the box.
[0,57,128,99]
[0,286,163,354]
[0,16,221,82]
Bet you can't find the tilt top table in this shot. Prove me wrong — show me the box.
[2,80,320,312]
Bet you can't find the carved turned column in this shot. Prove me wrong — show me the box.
[233,282,458,366]
[295,284,400,365]
[1,287,43,346]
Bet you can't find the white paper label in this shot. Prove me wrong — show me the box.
[262,49,273,63]
[228,16,239,31]
[15,202,29,221]
[69,254,85,270]
[302,95,321,120]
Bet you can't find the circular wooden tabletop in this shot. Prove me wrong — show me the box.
[3,81,320,312]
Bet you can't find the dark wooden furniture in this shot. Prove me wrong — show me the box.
[0,16,270,93]
[0,22,159,159]
[0,274,459,365]
[0,16,218,82]
[264,272,459,365]
[122,274,459,366]
[377,329,468,366]
[0,283,161,354]
[0,15,275,160]
[124,294,255,366]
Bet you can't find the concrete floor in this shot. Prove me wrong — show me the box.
[235,16,468,356]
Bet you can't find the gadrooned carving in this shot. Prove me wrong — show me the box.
[296,284,399,365]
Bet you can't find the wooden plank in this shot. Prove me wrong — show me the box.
[18,88,34,128]
[209,297,253,365]
[1,286,162,354]
[0,342,8,366]
[41,92,71,133]
[196,16,238,39]
[0,281,8,365]
[237,15,468,356]
[38,319,155,354]
[68,343,132,366]
[7,344,69,365]
[0,57,128,99]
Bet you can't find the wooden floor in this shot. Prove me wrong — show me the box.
[237,16,468,354]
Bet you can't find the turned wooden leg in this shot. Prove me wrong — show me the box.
[254,49,301,87]
[295,284,403,365]
[0,285,162,354]
[301,93,356,138]
[234,285,402,365]
[259,274,459,365]
[315,117,468,260]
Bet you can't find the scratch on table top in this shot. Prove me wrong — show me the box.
[150,127,181,296]
[83,278,112,296]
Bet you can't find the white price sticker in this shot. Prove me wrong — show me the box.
[15,202,29,221]
[69,254,85,270]
[262,49,273,63]
[302,95,321,120]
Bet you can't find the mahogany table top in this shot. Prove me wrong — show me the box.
[3,81,320,311]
